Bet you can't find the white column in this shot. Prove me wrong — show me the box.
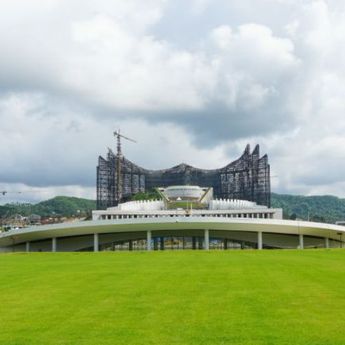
[147,230,152,251]
[204,229,209,250]
[258,231,263,250]
[25,241,30,252]
[52,237,57,252]
[299,234,304,249]
[325,237,330,249]
[94,233,99,252]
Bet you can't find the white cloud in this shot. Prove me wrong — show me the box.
[0,92,230,202]
[0,183,95,204]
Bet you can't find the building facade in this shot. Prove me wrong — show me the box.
[97,144,270,209]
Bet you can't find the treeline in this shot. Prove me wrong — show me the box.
[0,196,96,218]
[271,193,345,223]
[129,189,161,201]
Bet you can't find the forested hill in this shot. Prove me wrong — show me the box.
[271,193,345,223]
[0,196,96,218]
[1,194,345,224]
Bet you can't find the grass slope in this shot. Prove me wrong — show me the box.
[1,251,345,345]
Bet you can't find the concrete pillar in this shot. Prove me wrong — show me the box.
[147,230,152,251]
[299,234,304,249]
[26,241,30,253]
[192,237,196,250]
[257,231,263,250]
[94,233,99,252]
[160,237,164,250]
[153,238,158,251]
[204,229,209,250]
[52,237,57,252]
[129,240,133,251]
[325,237,330,249]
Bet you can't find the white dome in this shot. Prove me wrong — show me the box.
[164,186,204,200]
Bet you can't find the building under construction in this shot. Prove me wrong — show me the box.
[96,139,271,209]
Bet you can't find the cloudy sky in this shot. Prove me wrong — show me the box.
[1,0,345,204]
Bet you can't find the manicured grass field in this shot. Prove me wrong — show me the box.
[1,250,345,345]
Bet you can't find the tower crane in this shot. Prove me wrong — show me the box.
[113,130,137,203]
[1,191,22,196]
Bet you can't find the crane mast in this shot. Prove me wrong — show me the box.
[113,130,136,204]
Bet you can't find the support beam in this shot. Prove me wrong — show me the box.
[257,231,263,250]
[94,233,99,252]
[325,237,330,249]
[299,234,304,249]
[52,237,57,252]
[204,229,209,250]
[147,230,152,251]
[25,241,30,253]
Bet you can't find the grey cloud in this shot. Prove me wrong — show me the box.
[1,0,345,199]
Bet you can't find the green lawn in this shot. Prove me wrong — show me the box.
[1,250,345,345]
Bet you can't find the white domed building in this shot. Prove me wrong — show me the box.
[1,186,345,252]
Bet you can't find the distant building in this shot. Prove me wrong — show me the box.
[97,144,271,209]
[336,221,345,226]
[29,214,41,224]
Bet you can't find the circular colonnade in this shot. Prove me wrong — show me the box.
[1,217,345,252]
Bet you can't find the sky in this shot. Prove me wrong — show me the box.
[1,0,345,204]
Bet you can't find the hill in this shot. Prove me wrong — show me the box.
[271,193,345,223]
[1,193,345,223]
[1,251,345,345]
[0,196,96,218]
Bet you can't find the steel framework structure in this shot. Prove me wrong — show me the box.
[96,144,271,209]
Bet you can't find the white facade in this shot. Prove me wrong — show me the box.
[92,208,282,221]
[209,199,266,210]
[92,198,282,221]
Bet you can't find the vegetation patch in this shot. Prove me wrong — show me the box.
[167,201,207,210]
[129,189,161,201]
[271,193,345,223]
[0,196,95,218]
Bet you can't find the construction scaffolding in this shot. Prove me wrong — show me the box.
[96,144,271,209]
